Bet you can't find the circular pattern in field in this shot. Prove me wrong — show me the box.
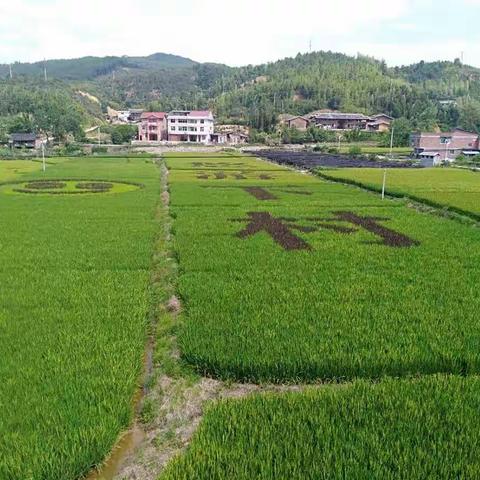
[0,179,143,196]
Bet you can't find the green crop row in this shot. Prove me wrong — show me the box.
[0,157,159,479]
[166,153,480,383]
[161,375,480,479]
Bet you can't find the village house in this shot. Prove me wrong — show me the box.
[283,115,310,131]
[138,112,167,142]
[8,133,43,149]
[108,107,144,124]
[411,128,480,165]
[310,112,371,130]
[367,114,393,132]
[212,124,250,145]
[167,110,214,144]
[279,111,393,132]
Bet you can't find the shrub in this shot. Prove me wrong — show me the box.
[348,145,362,156]
[312,144,327,153]
[92,145,108,154]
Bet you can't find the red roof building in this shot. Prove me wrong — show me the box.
[138,112,167,142]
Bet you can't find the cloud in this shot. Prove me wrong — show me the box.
[1,0,479,68]
[0,0,411,65]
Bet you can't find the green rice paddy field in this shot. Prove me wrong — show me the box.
[319,167,480,218]
[3,153,480,479]
[0,157,160,479]
[161,152,480,479]
[166,153,480,382]
[162,375,480,480]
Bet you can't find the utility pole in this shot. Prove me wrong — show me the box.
[382,126,395,201]
[9,63,12,79]
[309,39,312,53]
[382,168,387,200]
[389,126,395,160]
[41,142,46,172]
[98,126,101,146]
[43,58,48,82]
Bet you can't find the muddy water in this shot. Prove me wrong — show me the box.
[86,425,145,480]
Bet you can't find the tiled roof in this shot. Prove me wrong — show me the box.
[141,112,166,119]
[311,113,370,121]
[189,110,213,117]
[9,133,36,141]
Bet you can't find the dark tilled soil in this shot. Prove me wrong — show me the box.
[332,211,420,247]
[252,150,421,169]
[76,182,113,191]
[25,181,66,190]
[243,187,278,200]
[235,212,311,250]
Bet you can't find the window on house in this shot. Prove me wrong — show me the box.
[171,127,176,131]
[200,127,205,132]
[200,120,205,124]
[170,119,176,123]
[178,119,188,124]
[440,136,452,144]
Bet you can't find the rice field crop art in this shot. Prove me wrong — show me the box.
[166,153,480,383]
[318,167,480,219]
[161,375,480,480]
[0,156,160,479]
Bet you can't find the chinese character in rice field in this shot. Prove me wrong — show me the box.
[329,211,420,248]
[233,211,419,250]
[196,172,274,181]
[234,212,313,250]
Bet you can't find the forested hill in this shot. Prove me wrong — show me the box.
[2,50,480,139]
[211,52,480,132]
[0,52,196,80]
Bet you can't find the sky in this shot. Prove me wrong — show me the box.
[0,0,479,67]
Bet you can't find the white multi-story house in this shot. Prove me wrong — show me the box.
[167,110,214,143]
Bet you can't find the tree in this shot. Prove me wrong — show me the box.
[110,125,137,144]
[8,114,35,133]
[382,118,412,147]
[458,100,480,132]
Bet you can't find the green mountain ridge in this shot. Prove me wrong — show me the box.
[2,50,480,139]
[0,52,196,80]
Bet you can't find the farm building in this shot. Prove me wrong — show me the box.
[8,133,42,149]
[167,110,214,144]
[411,128,480,164]
[280,111,394,132]
[309,112,371,130]
[367,114,393,132]
[282,115,310,131]
[138,112,168,142]
[213,124,250,144]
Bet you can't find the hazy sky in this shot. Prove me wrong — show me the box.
[0,0,479,67]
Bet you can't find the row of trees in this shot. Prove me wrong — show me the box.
[0,80,85,141]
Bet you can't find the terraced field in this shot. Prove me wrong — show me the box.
[166,153,480,383]
[0,157,159,479]
[318,167,480,218]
